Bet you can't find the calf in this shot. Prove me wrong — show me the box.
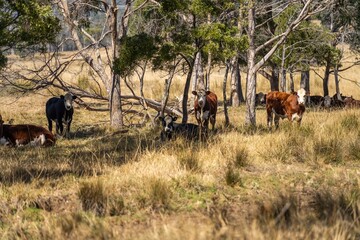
[266,88,306,129]
[192,89,218,132]
[46,92,77,137]
[159,115,200,141]
[0,115,55,147]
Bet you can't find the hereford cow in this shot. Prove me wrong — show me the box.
[46,92,77,138]
[192,89,218,132]
[159,115,200,141]
[266,88,306,129]
[0,115,55,147]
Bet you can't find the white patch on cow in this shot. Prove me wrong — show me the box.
[202,110,210,121]
[0,137,9,146]
[272,109,287,119]
[196,112,201,119]
[30,134,46,146]
[15,139,24,147]
[297,88,306,104]
[292,113,302,122]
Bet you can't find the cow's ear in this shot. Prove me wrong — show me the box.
[72,95,77,100]
[192,91,197,96]
[172,116,178,121]
[60,95,64,99]
[206,91,211,95]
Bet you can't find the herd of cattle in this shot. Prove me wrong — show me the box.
[0,89,359,147]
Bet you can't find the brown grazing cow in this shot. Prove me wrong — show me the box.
[266,88,306,129]
[0,115,56,147]
[192,89,218,132]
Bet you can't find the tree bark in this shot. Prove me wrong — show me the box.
[182,67,193,124]
[280,44,287,92]
[245,5,256,126]
[300,70,310,93]
[230,57,244,106]
[323,61,331,96]
[271,66,280,91]
[289,70,295,93]
[334,64,341,100]
[223,61,230,127]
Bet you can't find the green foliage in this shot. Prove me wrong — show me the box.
[0,0,60,69]
[113,33,158,77]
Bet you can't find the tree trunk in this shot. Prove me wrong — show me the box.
[205,13,211,91]
[271,66,279,91]
[245,6,256,126]
[289,70,294,93]
[300,70,310,93]
[230,57,244,106]
[223,61,230,127]
[160,64,178,117]
[280,44,286,92]
[334,64,341,100]
[110,0,123,128]
[182,68,193,124]
[323,61,331,96]
[190,51,203,107]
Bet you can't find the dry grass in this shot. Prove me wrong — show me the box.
[1,49,360,239]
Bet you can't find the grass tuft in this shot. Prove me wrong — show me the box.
[78,180,108,216]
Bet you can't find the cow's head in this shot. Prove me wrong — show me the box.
[192,89,210,109]
[61,93,77,111]
[296,88,306,104]
[159,115,177,133]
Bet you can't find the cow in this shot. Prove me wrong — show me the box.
[255,92,267,106]
[306,95,324,107]
[46,92,77,138]
[192,89,218,133]
[0,115,55,147]
[266,88,306,129]
[344,96,360,108]
[159,115,200,141]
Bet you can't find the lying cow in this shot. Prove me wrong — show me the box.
[0,115,56,147]
[344,96,360,108]
[159,115,200,141]
[306,95,324,107]
[266,88,306,129]
[192,89,218,132]
[46,92,77,138]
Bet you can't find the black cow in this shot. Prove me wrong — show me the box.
[306,95,324,107]
[46,92,77,138]
[159,115,200,141]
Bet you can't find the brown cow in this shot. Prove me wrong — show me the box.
[192,89,218,132]
[344,96,360,108]
[0,115,56,147]
[266,88,306,129]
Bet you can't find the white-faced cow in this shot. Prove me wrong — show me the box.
[46,92,77,138]
[192,89,218,133]
[159,115,200,141]
[0,115,56,147]
[266,88,306,129]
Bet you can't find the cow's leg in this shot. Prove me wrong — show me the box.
[47,118,53,132]
[210,114,216,131]
[65,119,72,138]
[267,108,273,129]
[274,115,280,129]
[57,118,64,136]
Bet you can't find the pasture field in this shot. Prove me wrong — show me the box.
[1,52,360,239]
